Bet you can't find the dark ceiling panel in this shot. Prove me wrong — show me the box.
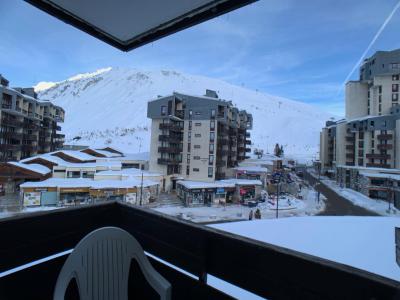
[25,0,257,51]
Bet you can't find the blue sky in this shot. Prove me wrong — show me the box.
[0,0,400,116]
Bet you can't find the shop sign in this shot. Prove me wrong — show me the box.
[216,188,225,194]
[24,192,41,206]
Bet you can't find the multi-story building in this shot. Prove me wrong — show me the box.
[319,49,400,205]
[0,74,65,161]
[147,90,252,190]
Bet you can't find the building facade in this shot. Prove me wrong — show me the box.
[319,49,400,205]
[0,74,65,161]
[147,90,252,190]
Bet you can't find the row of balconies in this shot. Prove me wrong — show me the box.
[366,163,390,168]
[377,134,393,140]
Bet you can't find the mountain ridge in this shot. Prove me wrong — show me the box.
[35,67,333,159]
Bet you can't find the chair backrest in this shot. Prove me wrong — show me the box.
[54,227,171,300]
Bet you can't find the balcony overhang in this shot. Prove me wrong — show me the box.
[25,0,257,51]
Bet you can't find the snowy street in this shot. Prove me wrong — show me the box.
[304,168,398,216]
[153,185,326,223]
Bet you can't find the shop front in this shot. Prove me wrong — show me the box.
[60,188,90,206]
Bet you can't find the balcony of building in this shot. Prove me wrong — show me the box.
[157,157,181,165]
[158,146,182,154]
[366,153,391,160]
[346,153,355,159]
[377,144,393,150]
[159,123,183,132]
[0,132,22,139]
[245,148,251,153]
[21,144,37,152]
[377,134,393,140]
[23,133,38,141]
[174,110,184,119]
[158,135,182,144]
[345,136,355,142]
[0,144,21,151]
[346,145,354,151]
[1,117,23,127]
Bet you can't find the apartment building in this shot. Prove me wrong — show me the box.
[147,90,252,190]
[319,49,400,204]
[0,74,65,161]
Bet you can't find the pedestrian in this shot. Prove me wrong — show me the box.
[255,208,261,219]
[249,209,253,220]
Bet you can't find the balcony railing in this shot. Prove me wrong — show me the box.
[366,153,391,160]
[377,134,393,140]
[158,135,182,143]
[346,145,354,150]
[346,153,354,159]
[157,158,181,165]
[0,132,23,139]
[23,134,38,141]
[21,144,37,151]
[0,144,21,151]
[158,147,182,154]
[377,144,393,150]
[159,123,183,131]
[1,118,23,127]
[345,136,355,142]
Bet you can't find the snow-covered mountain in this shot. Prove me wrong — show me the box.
[35,67,333,159]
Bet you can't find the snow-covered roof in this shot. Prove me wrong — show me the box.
[96,168,161,177]
[54,161,122,169]
[211,217,400,282]
[20,177,158,189]
[54,150,97,161]
[359,172,400,181]
[81,148,121,158]
[337,164,400,173]
[20,152,68,165]
[7,162,51,175]
[177,180,235,189]
[219,179,262,186]
[20,152,120,169]
[234,166,269,173]
[121,152,149,161]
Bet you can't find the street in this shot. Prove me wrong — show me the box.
[302,169,379,216]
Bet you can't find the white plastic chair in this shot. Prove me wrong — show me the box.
[54,227,171,300]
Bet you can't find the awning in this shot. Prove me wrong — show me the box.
[25,0,257,51]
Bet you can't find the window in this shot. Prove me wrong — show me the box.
[211,109,216,118]
[210,120,215,131]
[393,93,399,101]
[187,154,190,163]
[393,84,399,92]
[193,168,199,172]
[370,121,374,126]
[195,111,201,116]
[371,140,374,148]
[186,165,190,175]
[194,145,201,149]
[195,122,201,126]
[189,121,192,130]
[189,110,193,119]
[193,156,200,160]
[210,132,215,142]
[187,142,191,152]
[390,63,400,70]
[393,74,399,81]
[378,104,382,114]
[161,106,167,115]
[378,86,382,94]
[378,95,382,103]
[195,133,201,138]
[208,167,213,178]
[209,143,214,154]
[209,155,214,165]
[188,131,191,141]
